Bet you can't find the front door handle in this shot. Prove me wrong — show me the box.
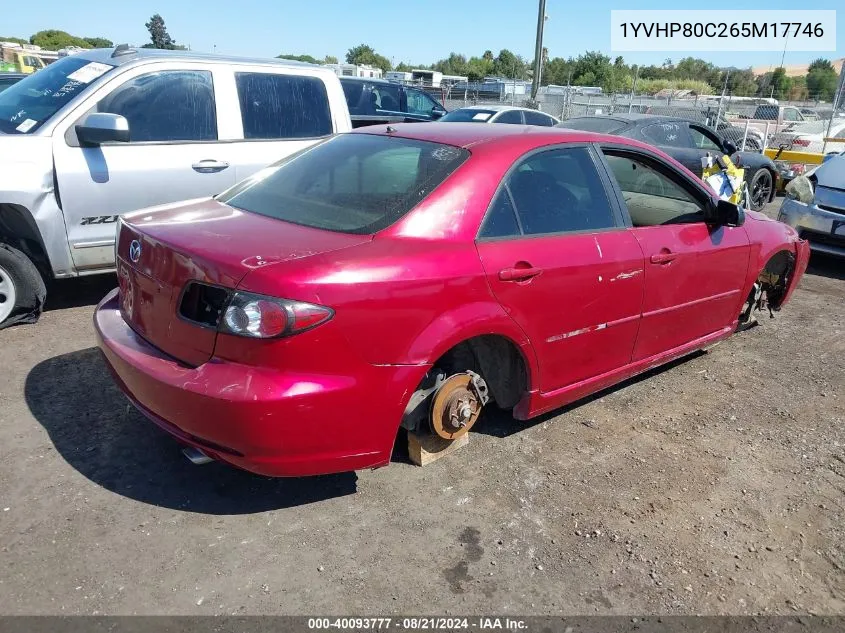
[499,266,543,282]
[192,159,230,174]
[650,251,678,264]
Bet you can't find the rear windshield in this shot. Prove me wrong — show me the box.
[557,117,626,134]
[0,56,115,134]
[220,133,469,234]
[440,109,498,122]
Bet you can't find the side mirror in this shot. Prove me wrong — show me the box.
[722,140,738,155]
[430,105,446,120]
[76,113,129,146]
[711,199,745,227]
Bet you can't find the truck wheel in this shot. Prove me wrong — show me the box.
[0,243,47,329]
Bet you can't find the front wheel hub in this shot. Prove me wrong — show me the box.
[429,371,489,440]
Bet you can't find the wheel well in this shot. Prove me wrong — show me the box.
[760,249,795,310]
[0,204,50,278]
[434,335,528,410]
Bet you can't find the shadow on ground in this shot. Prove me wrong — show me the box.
[472,351,706,438]
[25,347,357,514]
[45,275,118,312]
[806,252,845,282]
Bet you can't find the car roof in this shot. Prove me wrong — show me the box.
[452,105,532,113]
[350,121,649,151]
[73,46,324,70]
[338,76,396,85]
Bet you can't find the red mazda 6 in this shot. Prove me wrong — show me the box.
[95,124,809,477]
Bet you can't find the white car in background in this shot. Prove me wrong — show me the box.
[438,105,560,127]
[769,119,845,154]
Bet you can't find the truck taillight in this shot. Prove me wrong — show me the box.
[219,291,333,339]
[792,139,810,147]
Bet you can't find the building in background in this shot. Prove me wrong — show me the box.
[323,63,382,79]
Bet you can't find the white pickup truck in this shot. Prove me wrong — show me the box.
[0,46,352,328]
[728,104,808,140]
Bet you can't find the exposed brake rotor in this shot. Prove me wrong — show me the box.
[429,371,489,440]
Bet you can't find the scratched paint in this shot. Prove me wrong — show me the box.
[594,237,603,258]
[610,269,643,282]
[546,322,608,343]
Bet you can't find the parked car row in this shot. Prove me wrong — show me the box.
[0,45,805,335]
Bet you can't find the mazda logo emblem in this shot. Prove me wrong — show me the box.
[129,240,142,263]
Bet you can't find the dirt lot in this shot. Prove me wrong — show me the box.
[1,202,843,616]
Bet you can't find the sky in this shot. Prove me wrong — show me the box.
[3,0,843,70]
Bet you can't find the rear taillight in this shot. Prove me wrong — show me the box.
[219,291,333,339]
[793,139,810,147]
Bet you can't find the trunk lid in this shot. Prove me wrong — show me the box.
[116,197,371,366]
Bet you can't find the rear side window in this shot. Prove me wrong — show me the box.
[220,134,469,234]
[641,122,689,148]
[97,70,216,142]
[480,147,616,238]
[235,72,332,139]
[524,110,554,127]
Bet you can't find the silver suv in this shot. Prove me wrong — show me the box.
[0,46,351,327]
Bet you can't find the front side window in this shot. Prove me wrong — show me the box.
[97,70,216,142]
[642,122,689,148]
[603,151,705,226]
[480,147,616,238]
[220,134,469,234]
[688,126,722,151]
[524,110,554,127]
[783,108,801,122]
[235,72,332,139]
[406,89,438,116]
[0,56,115,134]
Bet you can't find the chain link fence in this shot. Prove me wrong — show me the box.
[438,86,843,154]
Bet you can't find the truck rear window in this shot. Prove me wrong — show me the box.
[219,134,469,234]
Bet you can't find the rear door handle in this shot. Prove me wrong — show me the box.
[650,251,678,264]
[192,160,230,174]
[499,266,543,282]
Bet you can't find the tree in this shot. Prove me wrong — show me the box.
[323,55,338,64]
[145,14,177,50]
[0,36,29,46]
[30,30,90,50]
[394,62,413,73]
[724,68,757,97]
[482,50,494,61]
[83,37,113,48]
[493,49,525,78]
[433,52,468,77]
[276,53,320,64]
[806,58,839,100]
[769,67,792,98]
[345,43,391,73]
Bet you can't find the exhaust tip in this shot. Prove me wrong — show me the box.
[182,446,213,465]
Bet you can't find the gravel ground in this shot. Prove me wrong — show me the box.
[0,202,843,616]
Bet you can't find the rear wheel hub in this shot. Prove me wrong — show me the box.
[430,372,488,440]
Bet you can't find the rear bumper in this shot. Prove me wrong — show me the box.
[94,289,426,477]
[778,198,845,258]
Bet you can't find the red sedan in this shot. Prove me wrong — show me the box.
[95,124,810,477]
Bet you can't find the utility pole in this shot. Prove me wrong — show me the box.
[628,65,639,113]
[716,70,730,125]
[530,0,546,101]
[822,63,845,154]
